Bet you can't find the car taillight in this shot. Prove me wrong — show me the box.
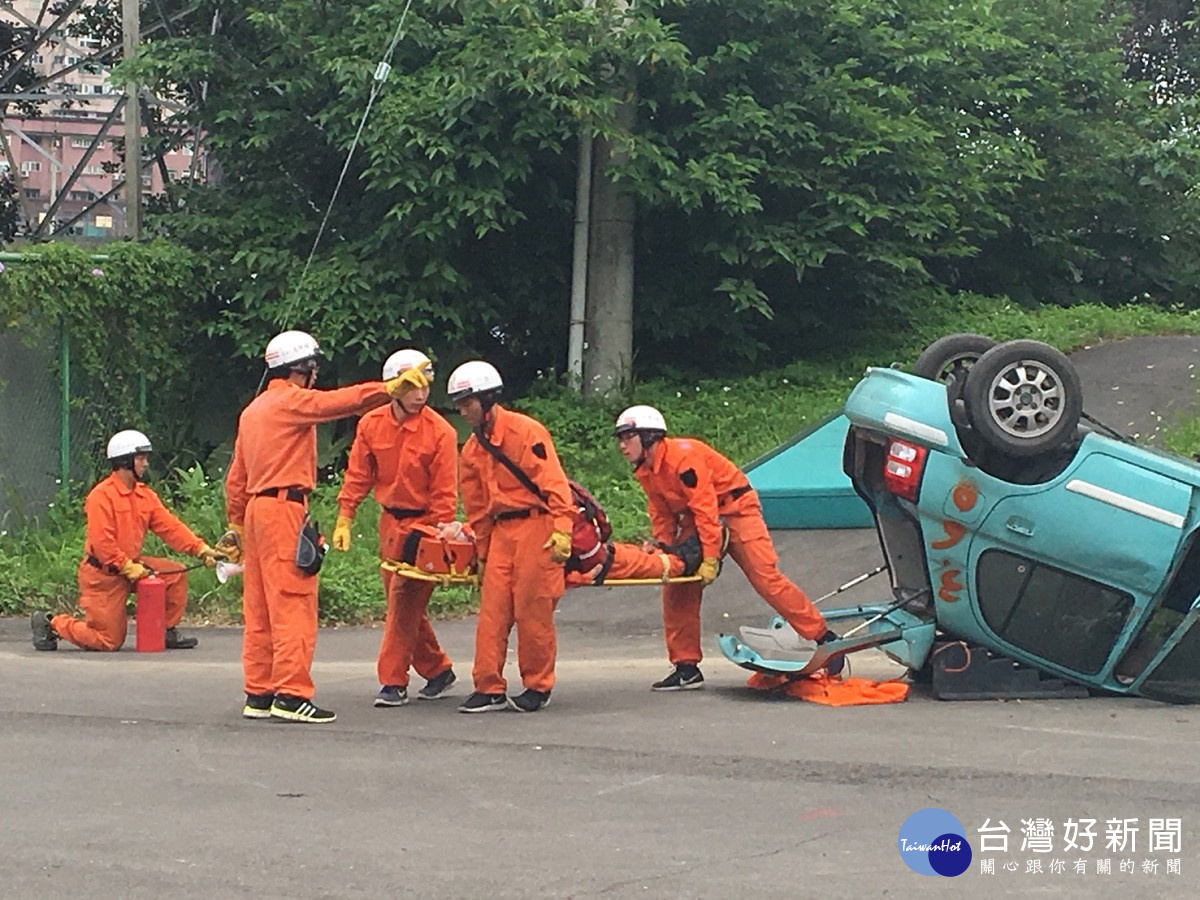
[883,440,927,502]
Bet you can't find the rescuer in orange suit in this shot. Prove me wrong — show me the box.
[332,348,458,708]
[613,405,842,690]
[448,360,574,713]
[30,429,222,652]
[219,330,424,724]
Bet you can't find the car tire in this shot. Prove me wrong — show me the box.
[913,333,997,434]
[912,333,998,385]
[961,340,1083,458]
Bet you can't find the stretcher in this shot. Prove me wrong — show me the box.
[379,559,702,588]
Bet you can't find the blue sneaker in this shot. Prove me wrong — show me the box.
[418,667,457,700]
[374,685,409,707]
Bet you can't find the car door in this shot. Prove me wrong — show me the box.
[962,449,1192,678]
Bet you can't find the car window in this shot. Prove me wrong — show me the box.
[1140,623,1200,703]
[976,550,1133,675]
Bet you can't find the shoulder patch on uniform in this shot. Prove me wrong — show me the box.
[532,442,548,460]
[678,440,692,450]
[679,468,698,488]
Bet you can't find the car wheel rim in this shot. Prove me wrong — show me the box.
[937,356,979,384]
[986,360,1064,439]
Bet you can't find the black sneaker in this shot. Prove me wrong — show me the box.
[165,628,198,650]
[374,685,409,707]
[660,534,702,576]
[418,667,457,700]
[270,694,337,724]
[242,693,274,719]
[458,691,507,713]
[508,689,551,713]
[651,664,704,691]
[31,611,58,651]
[817,630,845,677]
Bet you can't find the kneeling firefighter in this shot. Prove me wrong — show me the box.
[31,430,222,652]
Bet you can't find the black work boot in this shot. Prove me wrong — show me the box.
[165,628,198,650]
[31,611,58,651]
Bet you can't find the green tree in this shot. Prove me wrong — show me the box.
[128,0,1200,380]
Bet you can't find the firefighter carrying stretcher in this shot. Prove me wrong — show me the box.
[332,348,459,708]
[614,405,844,690]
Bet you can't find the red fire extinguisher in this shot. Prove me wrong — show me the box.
[135,574,166,653]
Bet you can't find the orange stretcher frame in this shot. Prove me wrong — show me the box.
[379,559,701,587]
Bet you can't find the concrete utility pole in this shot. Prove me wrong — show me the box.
[122,0,142,239]
[568,0,596,391]
[580,0,635,397]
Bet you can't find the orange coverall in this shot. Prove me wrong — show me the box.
[564,542,687,587]
[53,473,206,651]
[634,437,828,665]
[337,403,457,689]
[226,378,390,701]
[460,405,574,695]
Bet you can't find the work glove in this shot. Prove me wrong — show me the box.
[332,515,353,552]
[696,557,720,586]
[475,558,487,584]
[215,523,244,565]
[385,368,430,399]
[196,543,223,569]
[543,530,571,564]
[121,559,151,582]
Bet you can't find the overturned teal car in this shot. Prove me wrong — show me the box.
[724,335,1200,703]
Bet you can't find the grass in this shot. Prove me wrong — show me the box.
[4,295,1200,626]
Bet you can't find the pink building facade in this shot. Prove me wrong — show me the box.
[1,1,205,237]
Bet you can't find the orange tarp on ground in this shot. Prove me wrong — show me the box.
[747,672,909,706]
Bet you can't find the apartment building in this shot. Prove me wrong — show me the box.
[1,1,204,238]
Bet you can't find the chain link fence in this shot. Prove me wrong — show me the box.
[0,327,129,531]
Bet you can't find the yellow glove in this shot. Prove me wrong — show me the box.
[196,543,223,569]
[696,557,720,585]
[542,530,571,564]
[332,515,353,552]
[121,559,150,582]
[385,368,430,398]
[215,523,244,564]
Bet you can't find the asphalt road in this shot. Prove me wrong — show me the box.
[3,336,1200,899]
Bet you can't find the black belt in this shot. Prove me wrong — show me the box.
[494,507,545,522]
[723,485,753,503]
[255,487,309,503]
[85,554,120,575]
[385,506,427,521]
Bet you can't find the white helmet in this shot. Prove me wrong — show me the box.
[107,429,152,460]
[447,360,503,403]
[383,349,434,381]
[613,405,667,437]
[264,330,321,369]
